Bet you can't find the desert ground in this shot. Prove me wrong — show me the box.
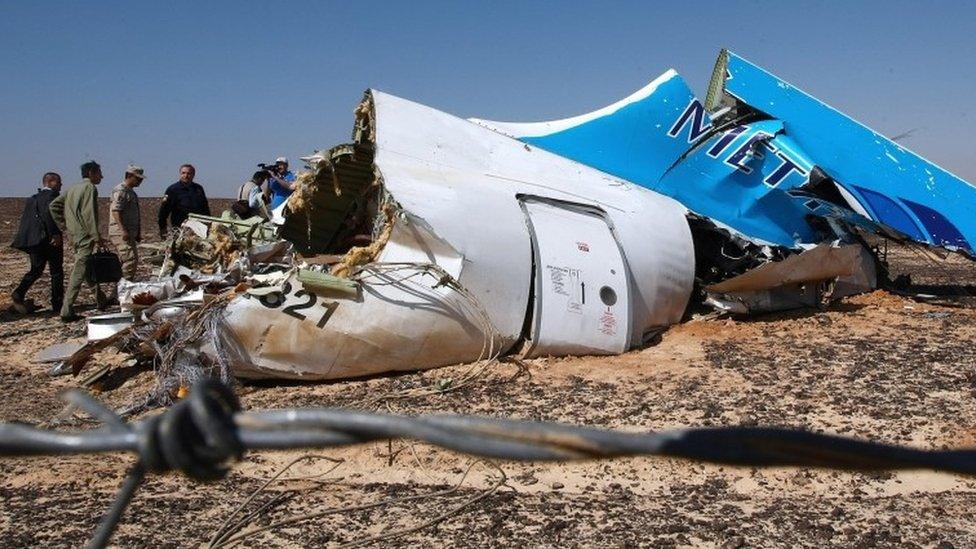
[1,196,975,547]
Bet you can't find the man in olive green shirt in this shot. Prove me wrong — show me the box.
[49,161,109,322]
[109,165,144,280]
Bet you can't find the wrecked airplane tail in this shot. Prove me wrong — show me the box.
[473,50,976,256]
[76,50,971,385]
[470,66,819,247]
[220,89,696,379]
[469,69,698,187]
[708,49,975,254]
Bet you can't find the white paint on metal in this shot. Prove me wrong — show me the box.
[371,90,694,345]
[225,218,489,380]
[522,199,631,357]
[469,69,679,138]
[224,88,696,380]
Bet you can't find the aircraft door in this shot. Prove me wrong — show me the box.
[521,198,631,358]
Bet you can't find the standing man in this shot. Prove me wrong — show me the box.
[11,172,64,314]
[109,165,144,280]
[49,161,109,322]
[158,163,210,237]
[268,157,297,209]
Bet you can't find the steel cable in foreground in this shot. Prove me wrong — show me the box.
[1,380,975,548]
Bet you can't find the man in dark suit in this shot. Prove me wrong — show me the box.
[11,172,64,313]
[158,163,210,236]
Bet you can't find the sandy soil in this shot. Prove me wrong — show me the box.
[0,197,975,547]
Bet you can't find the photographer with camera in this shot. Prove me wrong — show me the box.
[262,156,296,210]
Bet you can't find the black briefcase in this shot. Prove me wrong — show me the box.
[89,249,123,284]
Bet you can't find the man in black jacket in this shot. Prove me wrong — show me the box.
[11,172,64,313]
[158,163,210,236]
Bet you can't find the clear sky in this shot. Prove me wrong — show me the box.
[2,1,974,197]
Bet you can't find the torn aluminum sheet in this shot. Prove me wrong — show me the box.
[183,218,209,239]
[143,304,191,323]
[248,241,293,264]
[472,50,976,257]
[34,341,85,363]
[246,270,292,288]
[219,89,695,380]
[87,312,135,341]
[704,285,823,315]
[705,243,875,294]
[158,288,206,307]
[704,243,877,314]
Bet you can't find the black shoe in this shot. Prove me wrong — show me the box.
[95,293,118,311]
[60,314,84,323]
[11,297,29,315]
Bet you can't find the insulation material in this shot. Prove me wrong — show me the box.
[117,279,178,311]
[286,171,319,214]
[331,204,396,278]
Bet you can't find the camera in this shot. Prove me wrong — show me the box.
[257,162,283,176]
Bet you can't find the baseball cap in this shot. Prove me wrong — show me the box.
[275,156,288,164]
[126,165,146,180]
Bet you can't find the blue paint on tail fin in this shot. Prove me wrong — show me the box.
[473,51,976,254]
[717,50,976,253]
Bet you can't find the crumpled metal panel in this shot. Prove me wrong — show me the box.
[716,50,976,253]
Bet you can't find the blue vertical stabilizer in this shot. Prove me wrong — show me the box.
[713,50,975,253]
[472,51,976,254]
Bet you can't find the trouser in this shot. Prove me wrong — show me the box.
[62,241,95,317]
[111,234,139,280]
[13,242,64,310]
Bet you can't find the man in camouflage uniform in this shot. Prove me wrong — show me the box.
[49,161,109,322]
[109,165,144,280]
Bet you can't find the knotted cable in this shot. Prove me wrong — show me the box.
[70,379,244,548]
